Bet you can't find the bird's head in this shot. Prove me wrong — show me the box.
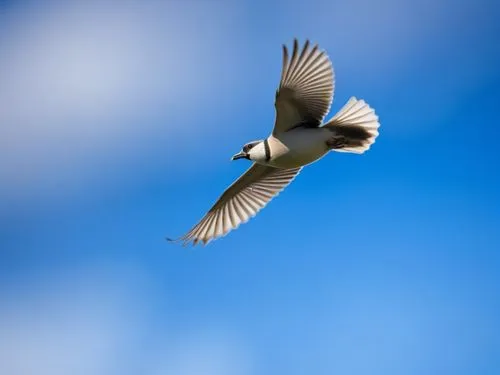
[232,140,266,162]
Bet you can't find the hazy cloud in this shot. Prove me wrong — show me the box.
[0,264,251,375]
[0,0,245,203]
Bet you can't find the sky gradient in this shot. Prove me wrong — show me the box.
[1,1,499,374]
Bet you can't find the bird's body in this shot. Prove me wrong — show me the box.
[265,128,331,169]
[168,39,380,246]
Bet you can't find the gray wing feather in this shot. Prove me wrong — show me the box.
[273,39,335,135]
[169,164,301,246]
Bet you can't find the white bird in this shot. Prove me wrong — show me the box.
[168,39,380,246]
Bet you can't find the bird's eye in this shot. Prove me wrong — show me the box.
[244,144,253,153]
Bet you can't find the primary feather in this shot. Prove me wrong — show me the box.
[273,39,334,134]
[168,165,301,246]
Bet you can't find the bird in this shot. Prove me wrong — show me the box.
[168,38,380,246]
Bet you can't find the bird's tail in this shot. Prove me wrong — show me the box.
[323,97,380,154]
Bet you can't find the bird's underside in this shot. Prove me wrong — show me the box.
[168,38,379,246]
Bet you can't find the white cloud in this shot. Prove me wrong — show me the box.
[0,0,245,203]
[150,333,252,375]
[0,264,251,375]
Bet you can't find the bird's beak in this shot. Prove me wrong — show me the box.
[231,151,247,161]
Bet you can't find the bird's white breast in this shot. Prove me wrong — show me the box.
[266,128,331,169]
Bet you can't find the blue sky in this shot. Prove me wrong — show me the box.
[1,0,499,374]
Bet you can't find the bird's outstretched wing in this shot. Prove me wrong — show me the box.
[273,39,334,135]
[168,164,301,246]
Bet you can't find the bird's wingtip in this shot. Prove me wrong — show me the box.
[166,236,195,248]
